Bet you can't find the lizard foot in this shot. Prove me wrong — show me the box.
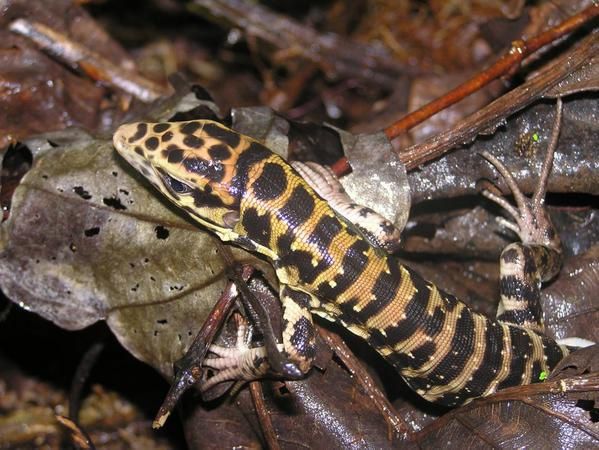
[480,98,563,253]
[201,314,270,392]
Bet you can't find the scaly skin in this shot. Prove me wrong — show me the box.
[113,116,567,406]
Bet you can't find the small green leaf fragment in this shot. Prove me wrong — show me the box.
[539,371,548,381]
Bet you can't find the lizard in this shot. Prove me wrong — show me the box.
[112,99,583,407]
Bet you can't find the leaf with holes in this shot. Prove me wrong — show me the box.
[0,130,264,377]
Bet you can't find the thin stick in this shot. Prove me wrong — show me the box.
[9,19,169,102]
[328,4,598,177]
[249,382,281,450]
[384,5,598,140]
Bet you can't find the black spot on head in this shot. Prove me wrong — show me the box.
[202,123,241,148]
[167,149,185,164]
[134,146,144,156]
[183,135,204,149]
[208,144,232,161]
[253,162,287,201]
[153,123,170,133]
[145,137,159,151]
[181,121,201,134]
[183,157,224,182]
[128,123,147,143]
[162,144,180,159]
[161,131,173,142]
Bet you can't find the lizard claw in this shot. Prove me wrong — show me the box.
[480,98,563,252]
[201,314,269,392]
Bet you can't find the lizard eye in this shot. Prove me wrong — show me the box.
[163,173,193,195]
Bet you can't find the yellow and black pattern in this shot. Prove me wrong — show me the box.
[113,119,568,407]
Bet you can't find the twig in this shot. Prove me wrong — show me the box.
[319,328,412,438]
[249,382,281,450]
[399,29,597,169]
[55,415,96,450]
[69,342,105,421]
[9,19,169,102]
[384,4,599,140]
[153,274,241,428]
[191,0,420,87]
[328,5,598,176]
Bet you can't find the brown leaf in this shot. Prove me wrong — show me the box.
[551,344,599,378]
[543,245,599,342]
[0,132,243,378]
[189,355,414,448]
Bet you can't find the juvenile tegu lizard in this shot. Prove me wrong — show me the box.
[113,105,575,407]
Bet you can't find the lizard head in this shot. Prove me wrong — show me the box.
[113,120,252,232]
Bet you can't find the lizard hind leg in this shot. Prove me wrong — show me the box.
[480,99,564,332]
